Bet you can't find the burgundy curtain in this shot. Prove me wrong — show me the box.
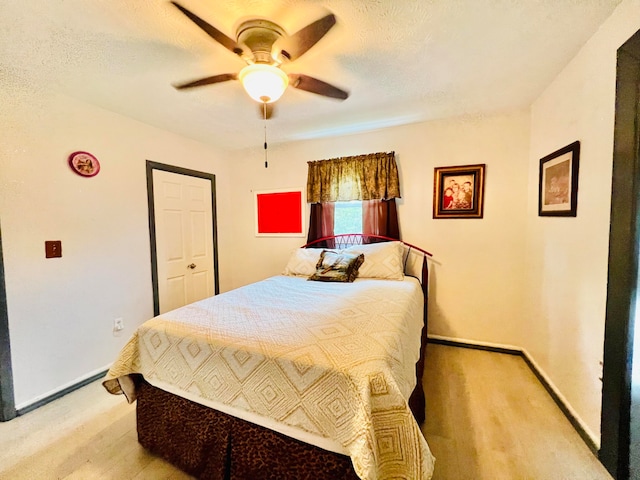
[306,202,335,248]
[362,199,400,242]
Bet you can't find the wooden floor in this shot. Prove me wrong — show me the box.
[422,345,611,480]
[0,344,613,479]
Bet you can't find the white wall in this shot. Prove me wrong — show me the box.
[525,0,640,444]
[228,110,531,348]
[0,77,233,408]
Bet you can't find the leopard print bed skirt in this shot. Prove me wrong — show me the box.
[136,380,361,480]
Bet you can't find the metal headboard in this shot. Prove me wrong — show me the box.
[302,234,432,257]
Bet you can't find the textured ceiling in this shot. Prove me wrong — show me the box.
[1,0,623,150]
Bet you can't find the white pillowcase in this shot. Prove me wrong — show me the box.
[345,241,404,280]
[282,248,323,276]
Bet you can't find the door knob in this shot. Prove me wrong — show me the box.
[187,263,196,269]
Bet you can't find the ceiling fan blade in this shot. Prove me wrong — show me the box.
[257,103,275,120]
[174,73,237,90]
[280,14,336,61]
[171,2,243,56]
[289,74,349,100]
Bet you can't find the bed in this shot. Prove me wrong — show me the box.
[103,234,435,479]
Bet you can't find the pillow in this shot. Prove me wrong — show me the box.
[345,241,404,280]
[308,250,365,283]
[282,248,323,277]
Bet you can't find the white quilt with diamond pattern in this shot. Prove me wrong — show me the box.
[103,275,435,480]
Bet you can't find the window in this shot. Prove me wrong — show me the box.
[306,152,400,243]
[334,201,362,234]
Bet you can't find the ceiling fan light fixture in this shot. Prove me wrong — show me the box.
[239,64,289,103]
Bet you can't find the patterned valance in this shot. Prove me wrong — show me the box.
[306,151,400,203]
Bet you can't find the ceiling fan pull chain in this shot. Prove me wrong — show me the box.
[263,103,268,168]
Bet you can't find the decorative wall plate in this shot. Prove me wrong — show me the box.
[68,151,100,177]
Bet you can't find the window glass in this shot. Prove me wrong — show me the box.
[334,201,362,234]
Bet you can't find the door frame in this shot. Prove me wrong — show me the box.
[0,221,16,421]
[600,30,640,479]
[146,161,220,316]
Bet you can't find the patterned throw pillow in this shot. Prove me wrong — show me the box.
[308,250,365,283]
[345,241,404,280]
[283,248,323,276]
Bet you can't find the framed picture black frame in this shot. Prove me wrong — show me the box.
[433,164,486,219]
[538,141,580,217]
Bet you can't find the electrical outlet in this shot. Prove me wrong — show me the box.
[113,317,124,332]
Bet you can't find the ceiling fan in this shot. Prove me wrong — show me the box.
[170,1,350,119]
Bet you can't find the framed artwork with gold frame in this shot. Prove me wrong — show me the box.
[433,164,485,219]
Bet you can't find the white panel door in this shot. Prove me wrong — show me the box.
[153,170,215,314]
